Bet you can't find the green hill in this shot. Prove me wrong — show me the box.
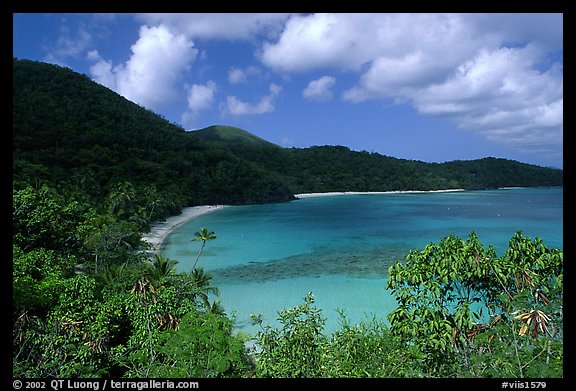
[13,58,563,219]
[193,125,281,149]
[12,58,296,211]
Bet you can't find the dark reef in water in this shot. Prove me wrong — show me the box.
[210,244,410,284]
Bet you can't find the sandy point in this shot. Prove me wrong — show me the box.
[141,205,227,255]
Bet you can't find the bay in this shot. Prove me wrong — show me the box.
[160,187,563,336]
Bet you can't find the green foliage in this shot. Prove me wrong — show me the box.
[80,211,141,274]
[13,59,295,208]
[187,267,220,309]
[386,231,563,377]
[12,175,563,379]
[251,292,327,377]
[13,190,247,379]
[386,232,495,374]
[194,125,281,149]
[322,313,424,377]
[13,245,77,316]
[145,255,178,284]
[251,233,562,378]
[282,148,562,194]
[13,274,112,377]
[251,295,424,378]
[191,228,217,271]
[13,185,84,252]
[148,311,253,377]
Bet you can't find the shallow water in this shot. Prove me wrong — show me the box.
[161,187,563,336]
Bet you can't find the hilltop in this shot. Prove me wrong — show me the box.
[193,125,281,149]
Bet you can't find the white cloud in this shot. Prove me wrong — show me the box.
[135,13,291,40]
[87,50,116,89]
[80,13,561,161]
[180,80,217,126]
[303,76,336,101]
[413,45,563,153]
[228,67,247,84]
[342,52,451,102]
[261,13,483,74]
[261,13,562,158]
[228,66,262,85]
[186,80,217,113]
[261,13,365,72]
[44,22,94,66]
[224,83,282,115]
[88,24,197,111]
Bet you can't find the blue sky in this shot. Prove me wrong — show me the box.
[13,13,563,168]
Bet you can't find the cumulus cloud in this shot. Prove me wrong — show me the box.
[261,13,365,72]
[135,13,291,40]
[186,80,217,112]
[228,67,247,84]
[412,45,563,153]
[88,24,197,110]
[262,13,563,158]
[228,66,262,84]
[87,50,116,88]
[78,13,561,161]
[261,13,482,74]
[303,76,336,101]
[224,83,282,115]
[44,22,94,66]
[180,80,217,126]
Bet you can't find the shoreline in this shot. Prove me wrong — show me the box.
[142,205,228,255]
[141,187,522,254]
[294,188,466,198]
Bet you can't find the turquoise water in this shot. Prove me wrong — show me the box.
[160,187,563,336]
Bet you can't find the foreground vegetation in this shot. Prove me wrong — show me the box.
[252,232,563,378]
[13,184,563,378]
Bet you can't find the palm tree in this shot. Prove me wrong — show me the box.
[100,263,126,291]
[107,181,135,215]
[190,228,216,272]
[147,255,178,285]
[189,267,220,309]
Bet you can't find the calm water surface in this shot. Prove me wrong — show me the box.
[161,187,563,336]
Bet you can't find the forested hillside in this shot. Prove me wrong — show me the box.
[13,59,296,215]
[14,58,562,223]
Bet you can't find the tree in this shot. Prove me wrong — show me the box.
[149,310,253,377]
[188,267,220,310]
[251,292,327,377]
[13,185,83,253]
[82,213,138,274]
[107,181,136,217]
[145,255,178,286]
[386,231,563,377]
[191,228,216,272]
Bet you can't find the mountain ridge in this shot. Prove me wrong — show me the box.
[13,58,563,214]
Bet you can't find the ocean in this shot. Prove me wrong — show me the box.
[160,187,563,336]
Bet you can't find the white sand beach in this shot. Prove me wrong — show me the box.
[294,189,466,198]
[142,189,467,253]
[142,205,227,254]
